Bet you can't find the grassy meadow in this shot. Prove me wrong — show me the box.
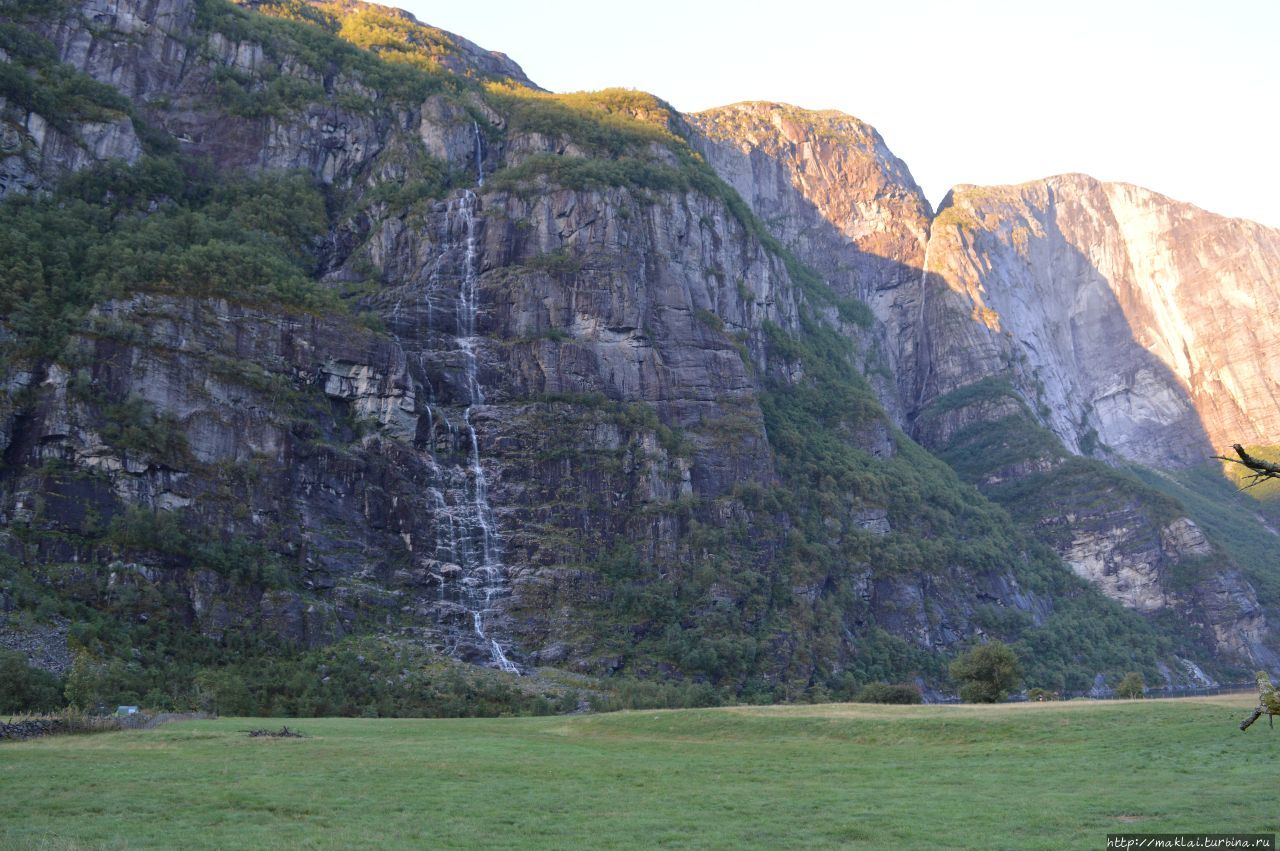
[2,694,1276,849]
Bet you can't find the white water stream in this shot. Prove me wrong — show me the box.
[410,122,516,673]
[451,188,517,673]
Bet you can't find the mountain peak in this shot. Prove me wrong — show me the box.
[693,101,880,148]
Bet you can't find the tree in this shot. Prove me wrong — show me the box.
[1116,672,1145,699]
[949,641,1021,703]
[1239,671,1280,731]
[193,668,254,716]
[63,651,103,711]
[0,651,63,713]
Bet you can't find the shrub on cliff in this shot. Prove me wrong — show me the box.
[0,157,339,360]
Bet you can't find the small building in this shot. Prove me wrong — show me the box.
[116,706,139,716]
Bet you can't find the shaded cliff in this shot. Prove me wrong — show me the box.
[915,178,1280,671]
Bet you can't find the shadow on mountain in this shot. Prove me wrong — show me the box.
[733,170,1217,467]
[723,165,1280,672]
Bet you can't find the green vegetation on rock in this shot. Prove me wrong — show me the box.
[0,649,63,713]
[0,156,340,360]
[854,682,922,704]
[194,0,455,113]
[920,378,1274,684]
[1132,461,1280,608]
[0,39,128,132]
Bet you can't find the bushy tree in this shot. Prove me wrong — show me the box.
[194,669,254,716]
[1240,671,1280,730]
[1116,672,1145,699]
[63,651,104,711]
[0,651,64,713]
[949,641,1021,703]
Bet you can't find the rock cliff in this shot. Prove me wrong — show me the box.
[690,102,932,423]
[922,176,1280,464]
[0,0,1275,710]
[689,106,1280,676]
[915,178,1280,671]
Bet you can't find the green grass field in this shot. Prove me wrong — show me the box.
[2,695,1275,849]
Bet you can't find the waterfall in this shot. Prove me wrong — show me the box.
[374,169,516,672]
[440,189,517,674]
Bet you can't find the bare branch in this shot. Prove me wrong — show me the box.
[1214,444,1280,487]
[1241,706,1264,731]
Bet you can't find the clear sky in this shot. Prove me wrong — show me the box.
[402,0,1279,226]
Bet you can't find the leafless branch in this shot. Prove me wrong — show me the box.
[1214,444,1280,489]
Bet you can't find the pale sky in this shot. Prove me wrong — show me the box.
[402,0,1280,227]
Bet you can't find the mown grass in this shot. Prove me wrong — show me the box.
[1,695,1275,849]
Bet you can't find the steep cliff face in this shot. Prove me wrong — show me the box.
[690,106,1280,675]
[922,176,1280,465]
[914,179,1280,672]
[690,103,931,423]
[2,0,819,684]
[2,0,534,202]
[689,111,1280,469]
[0,0,1270,709]
[690,103,930,297]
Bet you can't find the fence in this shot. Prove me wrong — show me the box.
[1047,682,1258,702]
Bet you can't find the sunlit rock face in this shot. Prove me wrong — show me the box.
[689,110,1280,672]
[920,175,1280,464]
[692,109,1280,465]
[690,102,931,297]
[689,102,932,424]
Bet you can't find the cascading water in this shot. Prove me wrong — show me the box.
[378,122,515,673]
[421,188,518,674]
[454,191,517,673]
